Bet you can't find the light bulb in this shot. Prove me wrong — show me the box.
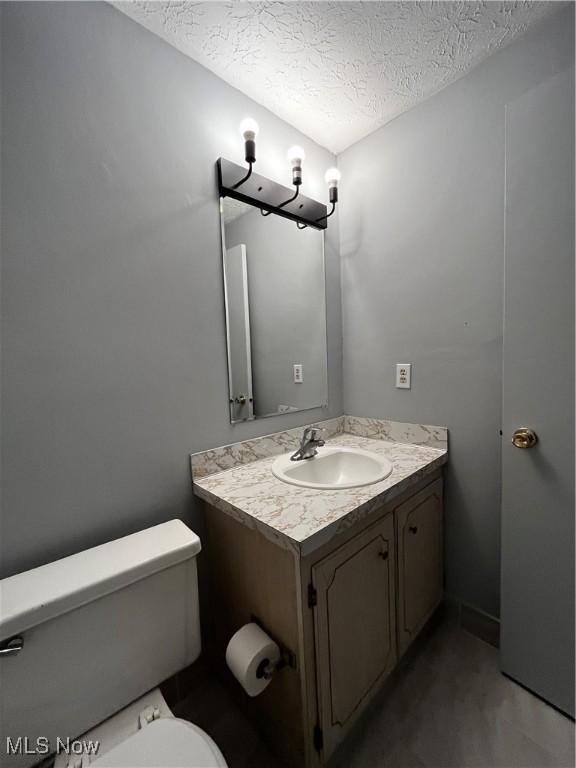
[239,118,259,141]
[324,167,340,205]
[239,118,258,165]
[287,145,306,167]
[324,167,341,186]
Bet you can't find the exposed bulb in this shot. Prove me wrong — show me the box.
[287,145,306,167]
[239,117,259,141]
[324,167,341,186]
[325,166,340,205]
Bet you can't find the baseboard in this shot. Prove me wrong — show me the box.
[444,596,500,648]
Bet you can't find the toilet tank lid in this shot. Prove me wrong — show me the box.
[0,520,201,641]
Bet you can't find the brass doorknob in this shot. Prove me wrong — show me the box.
[512,428,538,449]
[235,394,247,405]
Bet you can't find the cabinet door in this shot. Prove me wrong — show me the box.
[396,478,443,655]
[312,514,396,759]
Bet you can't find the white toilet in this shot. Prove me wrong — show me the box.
[0,520,228,768]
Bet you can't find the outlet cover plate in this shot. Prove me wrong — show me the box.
[396,363,412,389]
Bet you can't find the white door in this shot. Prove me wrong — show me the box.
[501,66,575,716]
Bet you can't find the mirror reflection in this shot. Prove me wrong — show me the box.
[220,197,328,423]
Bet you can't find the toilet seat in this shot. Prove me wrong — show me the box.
[91,717,228,768]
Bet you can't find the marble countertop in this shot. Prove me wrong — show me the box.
[193,418,447,556]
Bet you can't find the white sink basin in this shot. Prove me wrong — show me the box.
[272,446,393,490]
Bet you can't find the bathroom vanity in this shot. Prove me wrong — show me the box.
[192,416,447,766]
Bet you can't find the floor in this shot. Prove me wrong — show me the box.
[174,618,575,768]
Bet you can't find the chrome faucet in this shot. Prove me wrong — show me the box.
[290,426,326,462]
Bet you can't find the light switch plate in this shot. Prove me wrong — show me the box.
[293,364,303,383]
[396,363,412,389]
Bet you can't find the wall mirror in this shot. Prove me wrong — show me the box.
[220,196,328,423]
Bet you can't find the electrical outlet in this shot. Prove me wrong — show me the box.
[293,364,303,383]
[396,363,411,389]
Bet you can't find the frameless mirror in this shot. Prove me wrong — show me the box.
[220,197,328,423]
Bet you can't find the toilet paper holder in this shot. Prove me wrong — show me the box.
[251,614,296,678]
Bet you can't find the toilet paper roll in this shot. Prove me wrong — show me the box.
[225,622,281,697]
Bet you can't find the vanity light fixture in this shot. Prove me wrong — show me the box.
[217,122,329,230]
[232,117,259,189]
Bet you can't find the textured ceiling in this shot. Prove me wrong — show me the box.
[114,1,560,153]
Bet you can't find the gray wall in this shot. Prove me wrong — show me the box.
[225,206,327,417]
[0,1,342,578]
[338,6,574,618]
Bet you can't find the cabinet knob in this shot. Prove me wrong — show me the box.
[378,550,389,560]
[409,526,418,534]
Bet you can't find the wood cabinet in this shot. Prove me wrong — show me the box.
[396,478,443,655]
[312,515,397,757]
[202,471,443,767]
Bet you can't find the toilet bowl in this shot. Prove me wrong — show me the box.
[0,520,228,768]
[93,718,226,768]
[53,689,227,768]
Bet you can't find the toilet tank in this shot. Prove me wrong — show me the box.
[0,520,202,768]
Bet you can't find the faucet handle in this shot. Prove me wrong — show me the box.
[292,425,326,461]
[309,427,326,449]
